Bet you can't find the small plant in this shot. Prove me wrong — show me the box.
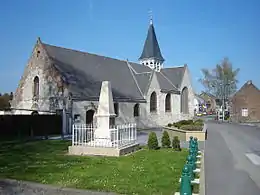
[180,125,203,131]
[167,123,172,127]
[147,132,159,150]
[172,136,181,151]
[161,131,171,148]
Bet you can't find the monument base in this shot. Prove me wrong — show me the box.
[68,143,139,157]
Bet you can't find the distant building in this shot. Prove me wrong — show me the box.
[230,80,260,122]
[199,92,221,112]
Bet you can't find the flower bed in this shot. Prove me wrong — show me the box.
[164,119,206,141]
[167,119,204,131]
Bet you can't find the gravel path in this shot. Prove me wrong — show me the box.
[0,179,116,195]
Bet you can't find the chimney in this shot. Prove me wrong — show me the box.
[247,80,252,85]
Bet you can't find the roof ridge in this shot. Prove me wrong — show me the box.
[126,61,144,98]
[162,65,185,69]
[42,42,141,66]
[128,64,152,75]
[158,72,179,90]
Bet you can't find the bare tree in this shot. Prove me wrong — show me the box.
[199,58,240,99]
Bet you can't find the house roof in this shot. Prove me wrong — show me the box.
[232,80,260,98]
[42,42,185,102]
[139,21,164,62]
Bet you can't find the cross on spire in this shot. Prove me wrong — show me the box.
[149,9,153,24]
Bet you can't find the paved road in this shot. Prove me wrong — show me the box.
[205,122,260,195]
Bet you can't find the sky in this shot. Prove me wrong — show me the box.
[0,0,259,94]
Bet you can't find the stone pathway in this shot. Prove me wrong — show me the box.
[0,179,116,195]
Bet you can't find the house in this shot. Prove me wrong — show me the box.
[194,94,206,114]
[199,92,221,112]
[230,80,260,122]
[11,19,195,129]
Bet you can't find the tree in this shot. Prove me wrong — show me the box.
[147,132,159,150]
[0,92,13,110]
[199,58,239,98]
[161,131,171,148]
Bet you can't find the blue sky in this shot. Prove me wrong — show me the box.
[0,0,259,93]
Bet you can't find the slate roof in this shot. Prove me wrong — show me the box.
[161,67,185,89]
[42,42,185,102]
[139,22,164,62]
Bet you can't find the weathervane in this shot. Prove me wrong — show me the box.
[148,9,153,24]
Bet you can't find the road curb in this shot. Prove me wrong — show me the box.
[199,150,205,195]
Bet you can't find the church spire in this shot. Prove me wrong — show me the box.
[139,14,164,72]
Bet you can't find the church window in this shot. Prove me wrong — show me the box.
[114,103,119,117]
[150,91,157,113]
[146,62,149,65]
[165,93,171,112]
[36,50,40,58]
[33,76,39,100]
[181,87,189,114]
[150,61,153,65]
[134,103,140,117]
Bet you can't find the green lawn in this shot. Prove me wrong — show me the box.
[0,140,188,195]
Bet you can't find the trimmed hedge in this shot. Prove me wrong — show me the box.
[172,136,181,151]
[161,131,171,148]
[147,132,159,150]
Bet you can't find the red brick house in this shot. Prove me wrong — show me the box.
[230,80,260,122]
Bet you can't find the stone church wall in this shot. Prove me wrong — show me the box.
[12,40,67,115]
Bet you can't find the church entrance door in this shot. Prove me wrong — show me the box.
[86,110,95,125]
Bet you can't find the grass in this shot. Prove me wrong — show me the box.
[0,140,188,195]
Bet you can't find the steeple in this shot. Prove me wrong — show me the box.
[139,16,164,72]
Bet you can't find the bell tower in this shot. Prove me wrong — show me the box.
[139,15,165,72]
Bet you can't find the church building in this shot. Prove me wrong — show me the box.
[11,19,195,129]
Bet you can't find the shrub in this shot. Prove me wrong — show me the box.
[180,125,203,131]
[172,120,194,129]
[147,132,159,150]
[161,131,171,148]
[172,136,181,151]
[167,123,172,127]
[194,119,204,126]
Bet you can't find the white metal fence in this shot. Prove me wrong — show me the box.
[72,123,137,148]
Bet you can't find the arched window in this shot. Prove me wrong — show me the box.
[114,103,119,117]
[165,93,171,112]
[181,87,189,114]
[33,76,39,99]
[150,91,157,113]
[134,103,140,117]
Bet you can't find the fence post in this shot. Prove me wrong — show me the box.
[180,165,192,195]
[117,125,119,149]
[72,124,75,146]
[187,155,195,181]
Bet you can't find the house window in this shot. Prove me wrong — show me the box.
[165,93,171,112]
[114,103,119,117]
[33,76,39,100]
[134,103,140,117]
[241,108,248,117]
[150,91,157,113]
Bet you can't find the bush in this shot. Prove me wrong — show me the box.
[147,132,159,150]
[172,120,194,129]
[161,131,171,148]
[172,136,181,151]
[167,123,172,127]
[194,119,204,126]
[180,125,203,131]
